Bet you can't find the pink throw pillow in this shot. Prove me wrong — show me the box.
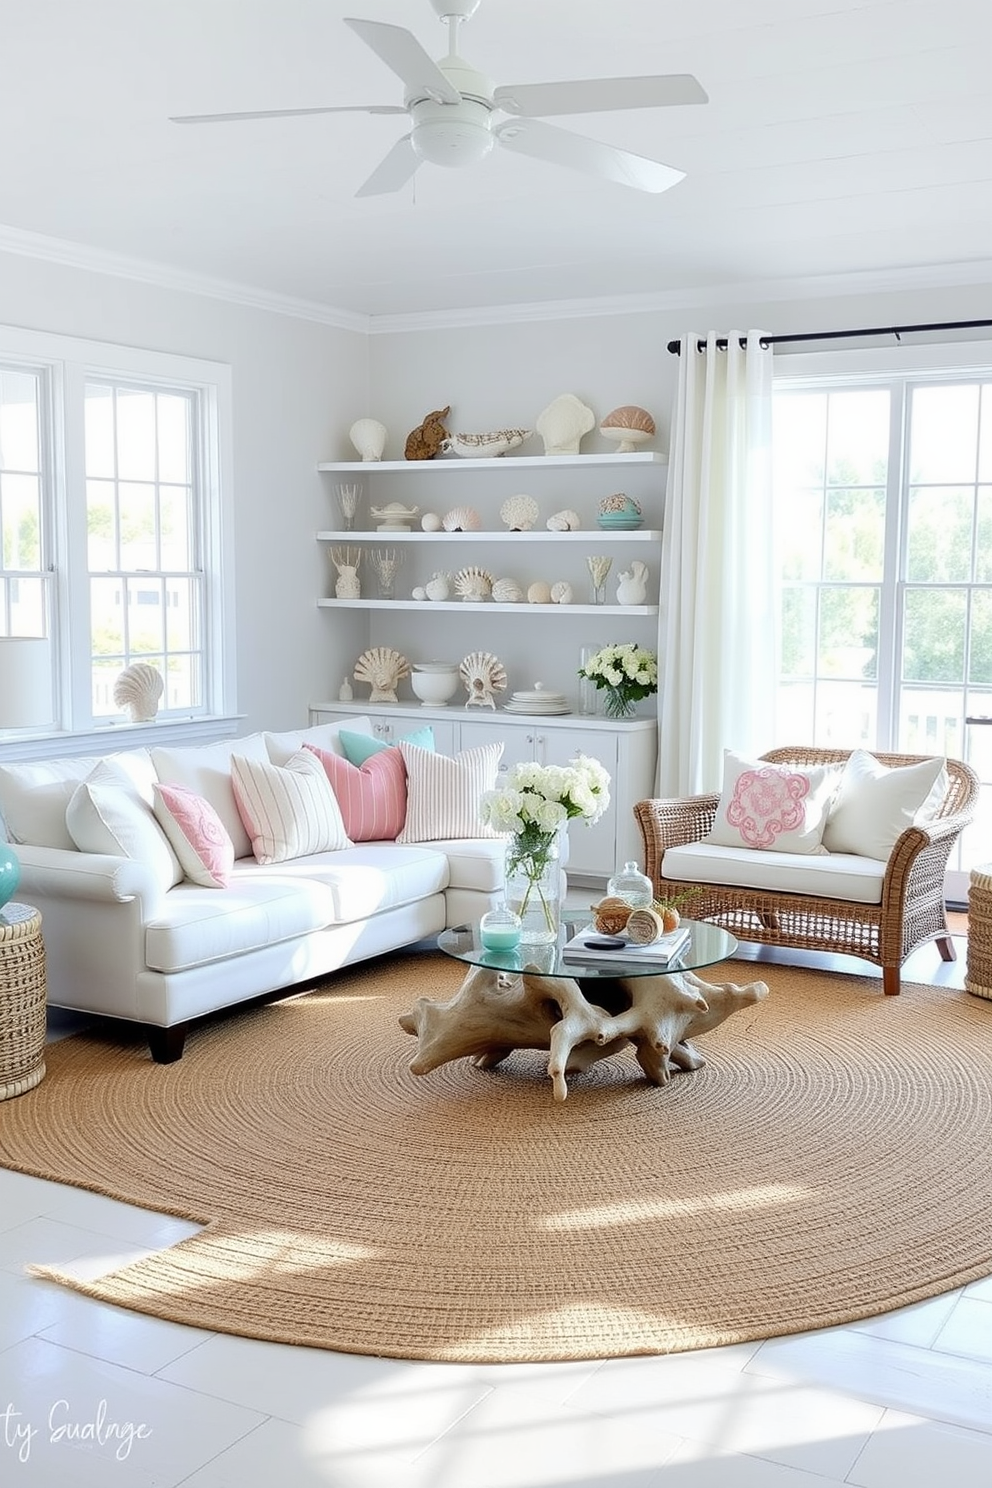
[152,781,235,887]
[304,742,407,842]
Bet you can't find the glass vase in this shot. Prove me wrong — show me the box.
[579,645,601,717]
[504,833,561,945]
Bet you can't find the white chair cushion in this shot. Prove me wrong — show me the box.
[664,841,886,906]
[821,750,948,861]
[705,749,842,855]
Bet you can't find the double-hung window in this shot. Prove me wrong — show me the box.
[0,327,232,742]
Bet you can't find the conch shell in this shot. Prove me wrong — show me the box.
[112,662,164,723]
[353,646,410,703]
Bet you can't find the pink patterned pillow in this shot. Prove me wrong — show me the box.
[304,742,408,842]
[706,751,841,855]
[152,781,235,887]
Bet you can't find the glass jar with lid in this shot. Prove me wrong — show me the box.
[606,860,653,908]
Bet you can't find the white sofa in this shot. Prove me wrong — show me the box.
[0,718,512,1062]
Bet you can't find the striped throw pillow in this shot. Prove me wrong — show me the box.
[396,741,503,844]
[231,749,352,864]
[304,742,408,842]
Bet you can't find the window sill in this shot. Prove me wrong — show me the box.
[0,715,248,763]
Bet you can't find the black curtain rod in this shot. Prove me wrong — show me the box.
[666,318,992,355]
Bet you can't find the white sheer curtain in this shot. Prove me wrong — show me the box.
[657,330,776,795]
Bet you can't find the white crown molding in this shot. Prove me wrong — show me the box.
[0,223,370,334]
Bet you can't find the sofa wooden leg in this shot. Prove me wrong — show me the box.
[882,967,901,996]
[936,935,957,963]
[147,1023,188,1063]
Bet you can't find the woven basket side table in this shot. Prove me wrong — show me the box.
[0,903,47,1100]
[965,865,992,1001]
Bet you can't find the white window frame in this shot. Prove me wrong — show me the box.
[0,324,236,757]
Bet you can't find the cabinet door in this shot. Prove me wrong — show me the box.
[370,712,457,755]
[454,715,534,772]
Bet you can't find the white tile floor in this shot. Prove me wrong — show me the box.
[2,933,991,1487]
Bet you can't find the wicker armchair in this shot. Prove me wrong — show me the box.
[633,746,979,996]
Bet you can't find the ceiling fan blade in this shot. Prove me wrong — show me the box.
[343,18,461,105]
[354,135,421,198]
[495,118,684,194]
[170,105,406,125]
[494,74,708,117]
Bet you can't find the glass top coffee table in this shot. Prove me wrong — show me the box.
[437,918,738,982]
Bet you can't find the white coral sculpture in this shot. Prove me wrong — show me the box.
[353,647,410,703]
[500,494,539,531]
[546,509,581,531]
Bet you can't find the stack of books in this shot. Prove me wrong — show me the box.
[562,923,692,967]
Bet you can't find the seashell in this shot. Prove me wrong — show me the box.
[421,512,442,532]
[353,646,411,703]
[453,565,494,602]
[442,506,482,532]
[441,429,532,459]
[535,393,595,456]
[459,651,508,710]
[491,577,524,603]
[112,661,164,723]
[546,509,581,531]
[550,581,573,605]
[527,581,552,604]
[349,417,387,462]
[626,907,666,944]
[599,404,656,453]
[411,586,428,601]
[404,406,450,461]
[500,494,539,531]
[591,897,632,936]
[425,572,452,602]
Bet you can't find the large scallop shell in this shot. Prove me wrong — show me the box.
[453,566,494,601]
[442,506,482,532]
[112,661,164,722]
[353,646,410,703]
[491,577,524,603]
[500,494,539,531]
[459,651,508,709]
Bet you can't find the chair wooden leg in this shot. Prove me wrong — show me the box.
[882,966,901,996]
[936,934,957,963]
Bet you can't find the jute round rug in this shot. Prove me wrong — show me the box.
[3,952,992,1363]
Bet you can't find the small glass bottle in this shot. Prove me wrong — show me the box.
[606,860,653,908]
[479,903,523,952]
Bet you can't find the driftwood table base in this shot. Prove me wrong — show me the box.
[399,964,769,1101]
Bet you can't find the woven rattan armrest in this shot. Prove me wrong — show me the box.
[633,795,719,886]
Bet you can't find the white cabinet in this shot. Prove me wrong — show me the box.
[309,701,657,883]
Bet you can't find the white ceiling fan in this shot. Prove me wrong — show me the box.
[170,0,707,197]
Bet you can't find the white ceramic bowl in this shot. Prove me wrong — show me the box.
[410,667,460,706]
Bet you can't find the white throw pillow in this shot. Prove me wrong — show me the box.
[705,750,841,855]
[151,735,269,860]
[262,717,374,767]
[0,748,155,849]
[396,741,504,844]
[230,748,352,864]
[821,750,948,861]
[66,761,183,888]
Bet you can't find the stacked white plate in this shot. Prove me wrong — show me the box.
[504,686,571,715]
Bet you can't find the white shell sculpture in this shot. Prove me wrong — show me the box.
[500,494,539,531]
[459,651,508,709]
[113,662,164,723]
[353,646,411,704]
[535,394,595,456]
[616,560,650,606]
[425,572,452,602]
[441,429,532,459]
[330,545,361,599]
[546,509,581,531]
[599,404,657,453]
[527,581,552,604]
[421,512,442,532]
[550,581,573,605]
[370,502,419,531]
[442,506,482,532]
[491,577,524,603]
[453,565,494,602]
[349,418,387,462]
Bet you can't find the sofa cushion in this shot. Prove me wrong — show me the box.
[304,742,407,842]
[144,874,339,973]
[231,748,352,864]
[262,717,374,767]
[151,735,270,860]
[152,782,235,889]
[706,750,840,855]
[821,750,948,861]
[664,841,886,905]
[339,725,434,767]
[242,843,450,922]
[66,761,183,890]
[0,748,155,849]
[396,741,503,844]
[429,837,507,893]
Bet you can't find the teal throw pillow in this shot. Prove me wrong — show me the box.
[339,726,435,767]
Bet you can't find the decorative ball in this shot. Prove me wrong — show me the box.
[412,586,428,601]
[527,581,552,604]
[421,512,442,532]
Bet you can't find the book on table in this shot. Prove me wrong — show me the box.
[561,923,692,967]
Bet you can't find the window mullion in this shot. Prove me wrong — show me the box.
[873,380,906,750]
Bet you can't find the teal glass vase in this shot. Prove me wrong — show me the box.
[0,844,21,910]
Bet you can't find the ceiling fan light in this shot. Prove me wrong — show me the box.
[412,116,494,168]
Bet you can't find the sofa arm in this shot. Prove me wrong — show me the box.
[15,845,168,916]
[633,794,720,887]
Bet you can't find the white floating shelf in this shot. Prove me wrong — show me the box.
[318,599,658,615]
[316,529,661,543]
[318,452,665,473]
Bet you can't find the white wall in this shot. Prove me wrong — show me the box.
[0,251,370,735]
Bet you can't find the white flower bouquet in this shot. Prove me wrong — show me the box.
[578,642,658,718]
